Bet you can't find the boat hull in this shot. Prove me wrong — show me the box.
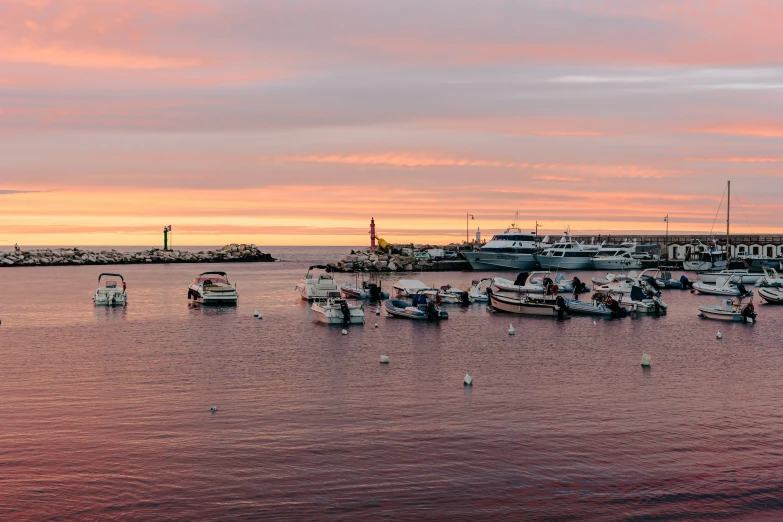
[592,258,643,270]
[692,283,745,297]
[699,306,755,322]
[93,292,127,306]
[384,299,448,320]
[758,288,783,304]
[462,251,539,271]
[535,255,595,270]
[312,308,365,324]
[696,272,763,284]
[488,292,565,317]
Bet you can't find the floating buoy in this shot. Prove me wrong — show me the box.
[253,310,259,317]
[210,405,218,412]
[641,354,651,367]
[380,355,389,364]
[464,373,473,386]
[374,323,379,328]
[376,309,381,316]
[593,320,597,326]
[508,324,515,335]
[257,313,263,319]
[716,331,723,339]
[341,329,348,335]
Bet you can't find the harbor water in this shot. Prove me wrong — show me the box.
[2,247,783,520]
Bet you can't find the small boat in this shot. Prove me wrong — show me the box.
[758,287,783,304]
[591,241,643,270]
[533,294,627,317]
[618,284,668,314]
[340,273,390,300]
[591,272,637,294]
[682,239,728,271]
[311,298,365,324]
[699,298,757,323]
[755,267,783,288]
[486,288,568,318]
[693,275,754,297]
[423,284,473,304]
[696,269,764,285]
[467,278,492,302]
[640,268,684,289]
[535,232,602,270]
[384,293,448,320]
[493,271,589,295]
[296,265,340,300]
[93,273,127,306]
[188,271,238,304]
[392,279,430,297]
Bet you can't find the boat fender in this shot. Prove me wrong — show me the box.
[551,285,559,296]
[436,295,442,306]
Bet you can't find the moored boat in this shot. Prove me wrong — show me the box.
[758,287,783,304]
[384,293,448,320]
[462,214,541,271]
[693,275,753,297]
[188,271,238,304]
[296,265,340,300]
[93,273,127,306]
[392,279,430,297]
[493,271,589,295]
[312,298,365,324]
[699,298,757,322]
[423,285,473,304]
[486,288,568,318]
[535,232,602,270]
[754,267,783,288]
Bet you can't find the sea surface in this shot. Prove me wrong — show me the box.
[1,246,783,520]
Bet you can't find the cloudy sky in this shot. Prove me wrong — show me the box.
[1,0,782,246]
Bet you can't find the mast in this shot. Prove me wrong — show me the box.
[726,180,730,262]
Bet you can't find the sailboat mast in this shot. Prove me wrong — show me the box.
[726,180,731,262]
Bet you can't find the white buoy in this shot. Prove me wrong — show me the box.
[210,405,218,412]
[716,331,723,339]
[464,373,473,386]
[376,309,381,316]
[641,354,651,367]
[374,323,379,328]
[380,355,389,364]
[508,324,515,335]
[341,329,348,335]
[257,312,263,319]
[253,310,259,317]
[593,320,597,326]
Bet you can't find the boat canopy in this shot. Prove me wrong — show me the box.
[199,271,227,277]
[394,279,429,292]
[308,265,329,270]
[98,273,124,282]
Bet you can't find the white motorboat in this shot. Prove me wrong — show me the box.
[699,298,756,323]
[696,269,763,285]
[755,267,783,288]
[392,279,430,297]
[187,271,238,304]
[423,284,474,304]
[693,275,753,297]
[296,265,340,300]
[311,298,365,324]
[384,292,448,320]
[758,287,783,304]
[493,271,590,295]
[591,272,637,294]
[533,294,628,317]
[682,240,728,271]
[535,232,602,270]
[602,283,667,314]
[486,288,568,318]
[462,215,541,271]
[93,273,127,306]
[591,241,642,270]
[340,273,390,300]
[467,278,492,302]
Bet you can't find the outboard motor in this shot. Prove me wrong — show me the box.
[340,300,351,324]
[680,275,693,290]
[555,295,567,320]
[460,291,471,305]
[572,276,586,296]
[605,297,627,318]
[737,283,749,297]
[426,300,440,321]
[367,283,381,301]
[187,287,200,300]
[742,302,756,323]
[514,272,529,286]
[646,277,661,292]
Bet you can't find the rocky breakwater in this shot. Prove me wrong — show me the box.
[0,244,275,267]
[329,248,470,272]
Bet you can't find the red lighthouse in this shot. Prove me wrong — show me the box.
[369,217,376,250]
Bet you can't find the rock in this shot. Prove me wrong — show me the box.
[388,262,397,271]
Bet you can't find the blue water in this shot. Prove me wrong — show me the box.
[1,246,782,520]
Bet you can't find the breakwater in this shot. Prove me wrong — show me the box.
[329,248,470,272]
[0,244,274,267]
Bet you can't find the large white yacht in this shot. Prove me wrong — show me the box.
[462,219,540,271]
[535,233,602,270]
[591,241,642,270]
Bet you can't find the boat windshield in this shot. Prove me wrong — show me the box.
[195,276,229,285]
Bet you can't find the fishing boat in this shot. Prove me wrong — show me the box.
[423,285,473,304]
[187,271,238,304]
[384,292,448,320]
[486,288,568,318]
[693,275,753,297]
[699,298,756,323]
[311,298,365,324]
[93,273,127,306]
[758,287,783,304]
[591,241,642,270]
[462,214,541,270]
[493,271,589,295]
[467,278,492,302]
[340,272,390,300]
[535,232,602,270]
[296,265,340,300]
[755,267,783,288]
[392,279,430,297]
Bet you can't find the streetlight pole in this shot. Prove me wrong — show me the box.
[466,213,474,245]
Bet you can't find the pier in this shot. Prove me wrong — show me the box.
[0,244,275,267]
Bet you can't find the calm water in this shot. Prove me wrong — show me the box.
[2,246,783,520]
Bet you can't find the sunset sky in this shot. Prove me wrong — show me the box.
[2,0,783,246]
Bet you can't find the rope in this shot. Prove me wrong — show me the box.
[709,184,727,236]
[732,187,754,235]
